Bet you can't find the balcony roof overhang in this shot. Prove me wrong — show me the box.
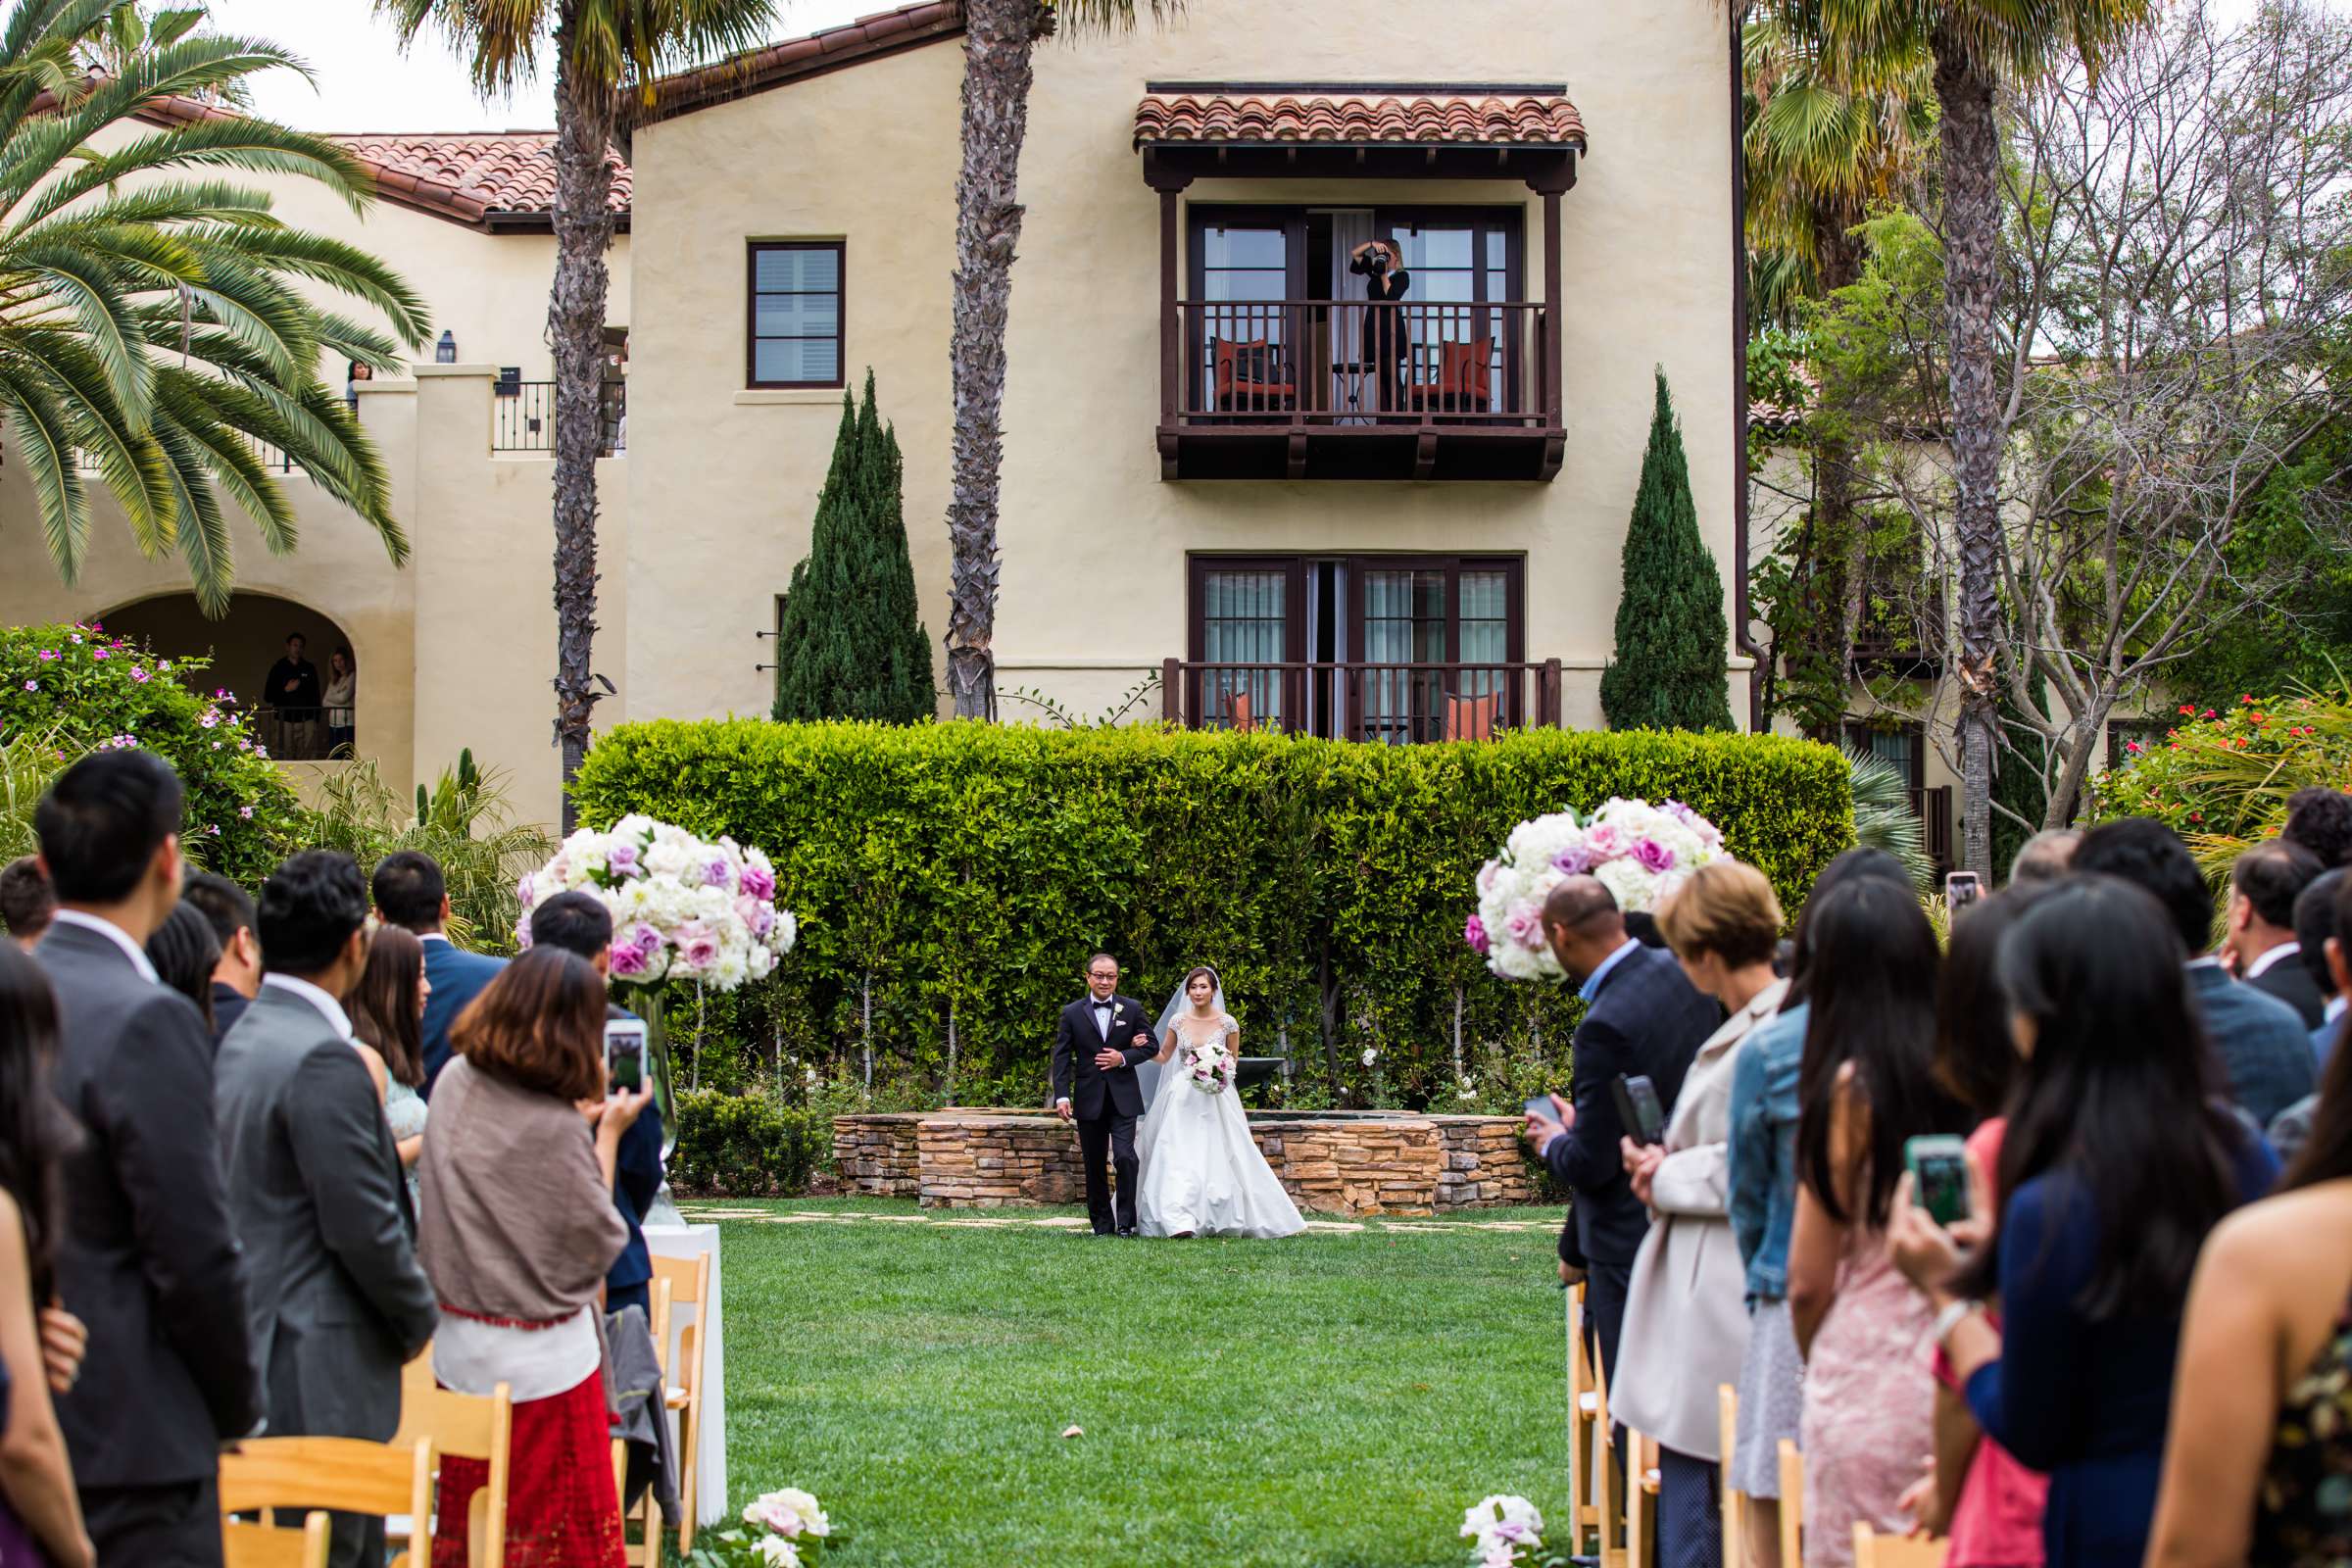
[1135,82,1582,193]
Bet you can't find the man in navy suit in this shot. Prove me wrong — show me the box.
[369,851,505,1096]
[1523,875,1720,1386]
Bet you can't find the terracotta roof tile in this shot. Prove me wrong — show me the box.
[638,0,964,125]
[1133,90,1586,150]
[331,131,630,225]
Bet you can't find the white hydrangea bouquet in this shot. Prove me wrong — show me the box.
[1465,798,1726,981]
[516,814,797,989]
[1459,1494,1563,1567]
[1186,1039,1234,1095]
[687,1486,833,1568]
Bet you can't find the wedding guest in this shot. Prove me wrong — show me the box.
[1907,886,2050,1566]
[526,891,665,1321]
[418,948,648,1568]
[1787,877,1969,1567]
[2006,830,2079,886]
[1523,875,1720,1389]
[2145,1008,2352,1568]
[143,901,221,1038]
[2073,818,2314,1124]
[31,751,261,1566]
[321,647,356,757]
[0,861,51,952]
[346,925,430,1200]
[1614,861,1787,1568]
[0,943,91,1568]
[2270,869,2352,1165]
[215,851,436,1568]
[2226,840,2326,1027]
[2283,786,2352,871]
[371,851,503,1094]
[264,633,320,760]
[181,872,262,1045]
[1726,847,1911,1568]
[1889,876,2278,1568]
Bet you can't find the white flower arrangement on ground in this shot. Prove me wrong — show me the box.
[1186,1039,1234,1095]
[689,1487,833,1568]
[515,814,797,991]
[1466,798,1727,982]
[1459,1494,1560,1567]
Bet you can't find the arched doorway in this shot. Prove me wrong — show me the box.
[100,592,361,761]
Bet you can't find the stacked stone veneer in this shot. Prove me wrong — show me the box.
[832,1110,1533,1217]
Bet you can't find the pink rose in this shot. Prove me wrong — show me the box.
[705,858,734,890]
[676,921,719,969]
[608,940,648,977]
[1632,838,1675,873]
[1464,914,1491,956]
[1582,823,1622,859]
[1504,900,1544,950]
[740,862,776,902]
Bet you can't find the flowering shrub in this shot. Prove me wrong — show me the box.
[2086,690,2352,845]
[517,815,797,990]
[1459,1494,1564,1567]
[1469,798,1728,981]
[686,1486,832,1568]
[0,620,298,884]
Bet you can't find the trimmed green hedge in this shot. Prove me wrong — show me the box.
[574,722,1851,1107]
[668,1087,821,1197]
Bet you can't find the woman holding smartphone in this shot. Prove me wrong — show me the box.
[417,948,649,1568]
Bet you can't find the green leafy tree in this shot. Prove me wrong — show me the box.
[771,371,932,724]
[1602,372,1737,733]
[0,0,431,613]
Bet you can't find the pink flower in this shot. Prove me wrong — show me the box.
[20,681,33,692]
[740,862,776,902]
[676,921,720,969]
[609,939,652,978]
[515,873,535,906]
[704,858,734,890]
[91,648,108,661]
[606,842,641,878]
[237,806,253,819]
[35,650,55,662]
[1503,899,1544,950]
[1550,842,1597,875]
[129,665,148,682]
[1631,838,1676,874]
[1463,914,1491,956]
[1582,823,1622,860]
[200,710,219,728]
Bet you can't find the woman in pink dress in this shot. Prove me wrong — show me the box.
[1788,878,1970,1568]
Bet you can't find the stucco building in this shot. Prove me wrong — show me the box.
[0,0,1749,828]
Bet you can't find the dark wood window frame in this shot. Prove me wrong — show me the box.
[746,240,846,391]
[1186,554,1526,662]
[1842,718,1929,791]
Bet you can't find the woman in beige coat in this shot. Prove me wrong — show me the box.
[1613,860,1788,1568]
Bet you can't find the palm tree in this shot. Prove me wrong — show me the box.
[1741,12,1932,684]
[376,0,774,827]
[944,0,1169,719]
[0,0,429,613]
[1784,0,2158,875]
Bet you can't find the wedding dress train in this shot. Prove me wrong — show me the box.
[1135,1012,1305,1240]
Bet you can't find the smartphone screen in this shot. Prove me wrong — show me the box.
[1945,871,1983,912]
[1611,1074,1666,1145]
[1523,1094,1564,1126]
[605,1016,648,1096]
[1905,1134,1972,1226]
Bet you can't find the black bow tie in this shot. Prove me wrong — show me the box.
[1093,1000,1113,1008]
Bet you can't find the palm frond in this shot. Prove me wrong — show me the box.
[1843,742,1935,891]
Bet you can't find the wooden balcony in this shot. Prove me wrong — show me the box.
[1158,299,1563,482]
[1160,659,1564,743]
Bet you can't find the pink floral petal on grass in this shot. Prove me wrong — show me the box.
[1060,1425,1083,1439]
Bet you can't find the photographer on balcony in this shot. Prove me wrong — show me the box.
[1348,238,1412,414]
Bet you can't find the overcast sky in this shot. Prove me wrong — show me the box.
[202,0,2341,134]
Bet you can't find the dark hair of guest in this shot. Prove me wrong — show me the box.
[0,943,76,1299]
[2283,872,2352,1192]
[1780,846,1910,1010]
[451,947,606,1102]
[1795,877,1966,1229]
[349,924,426,1089]
[0,857,53,940]
[2284,787,2352,871]
[369,850,447,933]
[143,901,220,1033]
[1964,874,2247,1319]
[180,870,257,951]
[2233,839,2323,930]
[258,851,368,975]
[33,751,182,904]
[1934,883,2051,1117]
[528,890,614,962]
[2072,816,2216,956]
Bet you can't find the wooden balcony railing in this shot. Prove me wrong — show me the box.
[1168,299,1555,428]
[1160,659,1564,744]
[493,380,626,455]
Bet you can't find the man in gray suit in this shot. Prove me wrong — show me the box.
[216,850,437,1568]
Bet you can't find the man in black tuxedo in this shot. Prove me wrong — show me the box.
[1050,953,1156,1236]
[1522,875,1720,1388]
[33,751,262,1568]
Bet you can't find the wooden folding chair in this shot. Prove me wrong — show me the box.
[1625,1430,1662,1568]
[1566,1286,1601,1545]
[1718,1384,1746,1568]
[220,1437,435,1568]
[393,1353,514,1568]
[624,1271,680,1568]
[222,1511,330,1568]
[652,1250,714,1554]
[1777,1441,1804,1568]
[1593,1353,1626,1568]
[1853,1524,1948,1567]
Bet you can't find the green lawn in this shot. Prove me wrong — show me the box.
[700,1199,1574,1568]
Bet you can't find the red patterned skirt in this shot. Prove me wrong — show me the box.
[432,1369,623,1568]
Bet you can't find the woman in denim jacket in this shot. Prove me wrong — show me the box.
[1725,849,1912,1567]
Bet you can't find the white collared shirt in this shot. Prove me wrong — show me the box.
[1092,996,1116,1040]
[2246,940,2302,981]
[416,931,450,947]
[2328,995,2346,1028]
[48,908,159,984]
[261,972,356,1041]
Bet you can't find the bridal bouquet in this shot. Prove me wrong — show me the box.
[515,814,797,990]
[1186,1040,1234,1096]
[1458,1494,1562,1568]
[1466,798,1726,982]
[687,1485,833,1568]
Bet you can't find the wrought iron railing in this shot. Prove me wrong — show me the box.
[1167,299,1553,426]
[1159,659,1564,744]
[493,380,626,455]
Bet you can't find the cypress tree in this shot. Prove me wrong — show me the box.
[771,369,934,723]
[1599,370,1737,732]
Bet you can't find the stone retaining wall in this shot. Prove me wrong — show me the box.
[832,1109,1535,1217]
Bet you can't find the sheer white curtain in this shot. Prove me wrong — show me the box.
[1328,209,1375,420]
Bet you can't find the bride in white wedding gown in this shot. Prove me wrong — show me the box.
[1135,966,1305,1240]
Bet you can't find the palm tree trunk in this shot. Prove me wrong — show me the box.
[1933,31,2001,879]
[549,12,619,831]
[943,0,1045,720]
